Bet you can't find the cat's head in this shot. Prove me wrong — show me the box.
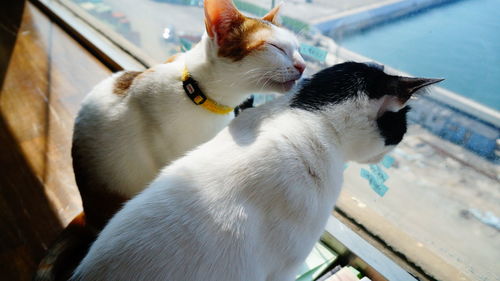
[204,0,305,93]
[291,62,443,163]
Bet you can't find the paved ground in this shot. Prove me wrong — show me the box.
[340,125,500,281]
[97,0,398,62]
[246,0,396,24]
[100,0,206,61]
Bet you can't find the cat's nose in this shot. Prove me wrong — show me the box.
[294,62,306,75]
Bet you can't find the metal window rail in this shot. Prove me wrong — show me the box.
[323,213,422,281]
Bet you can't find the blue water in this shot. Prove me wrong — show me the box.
[340,0,500,110]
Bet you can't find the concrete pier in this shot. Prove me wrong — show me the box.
[312,0,459,36]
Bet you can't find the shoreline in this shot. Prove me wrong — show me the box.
[313,0,460,36]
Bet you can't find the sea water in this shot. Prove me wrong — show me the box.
[339,0,500,111]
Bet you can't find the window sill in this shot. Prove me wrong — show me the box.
[32,0,147,71]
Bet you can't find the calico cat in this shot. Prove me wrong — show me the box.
[34,1,304,280]
[73,0,305,231]
[72,62,443,281]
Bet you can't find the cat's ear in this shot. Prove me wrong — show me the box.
[395,77,444,103]
[378,77,443,115]
[262,3,282,24]
[204,0,244,43]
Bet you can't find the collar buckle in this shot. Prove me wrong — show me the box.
[182,76,207,105]
[181,66,234,115]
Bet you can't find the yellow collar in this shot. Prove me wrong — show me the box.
[181,66,234,115]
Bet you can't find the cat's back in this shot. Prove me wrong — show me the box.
[72,61,185,199]
[76,61,182,124]
[73,104,340,281]
[73,65,168,169]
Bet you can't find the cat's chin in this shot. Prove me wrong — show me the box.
[270,79,297,93]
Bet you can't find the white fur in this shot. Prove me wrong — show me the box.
[74,27,304,198]
[73,92,397,281]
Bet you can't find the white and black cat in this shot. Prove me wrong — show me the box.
[72,62,442,281]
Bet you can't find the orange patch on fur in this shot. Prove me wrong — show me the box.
[136,68,156,80]
[218,17,271,61]
[165,53,181,63]
[113,71,142,96]
[70,211,86,228]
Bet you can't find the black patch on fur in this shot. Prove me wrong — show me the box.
[290,62,393,111]
[234,95,254,116]
[377,106,410,145]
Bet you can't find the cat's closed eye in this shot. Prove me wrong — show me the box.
[268,43,287,55]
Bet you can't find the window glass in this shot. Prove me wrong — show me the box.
[57,0,499,280]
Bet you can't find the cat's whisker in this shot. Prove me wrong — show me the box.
[237,68,278,82]
[256,70,277,91]
[260,76,276,93]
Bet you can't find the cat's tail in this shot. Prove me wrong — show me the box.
[33,212,96,281]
